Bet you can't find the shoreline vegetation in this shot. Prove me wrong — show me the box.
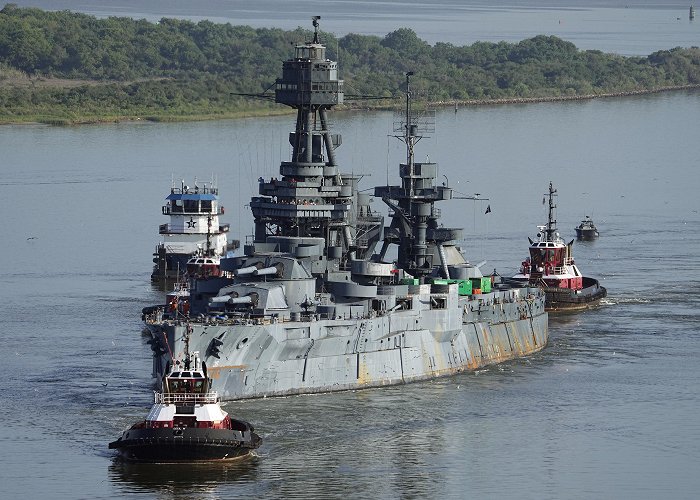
[1,5,699,126]
[1,75,698,126]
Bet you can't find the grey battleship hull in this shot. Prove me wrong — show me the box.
[143,21,548,401]
[145,284,547,400]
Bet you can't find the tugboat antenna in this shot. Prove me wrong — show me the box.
[183,324,191,370]
[545,181,558,241]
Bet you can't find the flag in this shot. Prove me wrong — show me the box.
[484,205,491,214]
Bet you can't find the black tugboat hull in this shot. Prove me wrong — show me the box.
[544,277,607,313]
[575,228,599,240]
[109,427,261,463]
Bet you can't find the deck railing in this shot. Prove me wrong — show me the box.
[155,392,219,404]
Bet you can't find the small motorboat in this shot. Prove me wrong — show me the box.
[109,348,261,462]
[575,215,599,240]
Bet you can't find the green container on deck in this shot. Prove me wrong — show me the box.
[447,279,472,295]
[400,278,420,285]
[423,278,475,295]
[470,277,491,293]
[456,279,473,295]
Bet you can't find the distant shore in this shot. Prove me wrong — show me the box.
[2,84,698,126]
[439,84,700,108]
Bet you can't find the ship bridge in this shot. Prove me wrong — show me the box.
[249,17,382,270]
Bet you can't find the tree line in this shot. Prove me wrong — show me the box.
[1,4,698,123]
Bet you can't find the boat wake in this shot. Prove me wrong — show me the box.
[600,296,651,306]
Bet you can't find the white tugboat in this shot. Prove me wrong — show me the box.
[151,180,239,284]
[109,345,261,462]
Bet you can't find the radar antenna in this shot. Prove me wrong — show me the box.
[393,72,435,195]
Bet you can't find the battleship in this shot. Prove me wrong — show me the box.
[142,18,549,400]
[512,182,607,312]
[151,180,239,284]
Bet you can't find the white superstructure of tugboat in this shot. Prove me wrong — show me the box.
[151,180,239,284]
[142,18,548,401]
[575,215,599,240]
[109,348,261,462]
[512,182,606,312]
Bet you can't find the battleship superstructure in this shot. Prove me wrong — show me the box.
[151,180,239,284]
[143,18,548,400]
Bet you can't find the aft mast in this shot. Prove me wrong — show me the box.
[374,72,460,282]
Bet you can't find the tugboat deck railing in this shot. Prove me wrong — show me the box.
[155,392,219,405]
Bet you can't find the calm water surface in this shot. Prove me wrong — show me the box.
[1,89,699,498]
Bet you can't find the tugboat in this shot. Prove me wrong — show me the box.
[109,343,261,462]
[151,180,239,285]
[512,182,606,312]
[141,17,548,401]
[575,215,599,240]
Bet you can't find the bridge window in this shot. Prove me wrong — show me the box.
[183,200,198,212]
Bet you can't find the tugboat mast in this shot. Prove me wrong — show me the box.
[545,181,558,241]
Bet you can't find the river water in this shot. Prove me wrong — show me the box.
[2,2,700,499]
